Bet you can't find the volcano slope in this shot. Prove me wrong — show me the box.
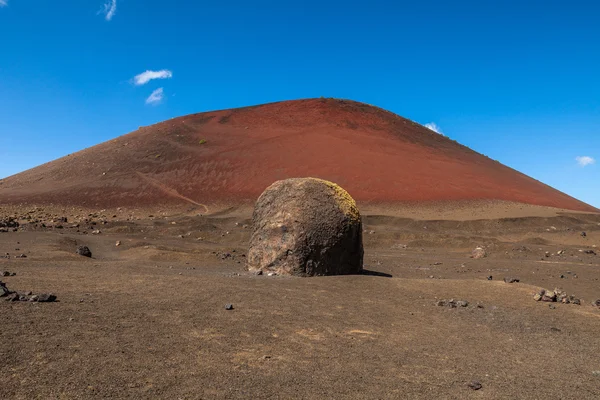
[0,98,596,213]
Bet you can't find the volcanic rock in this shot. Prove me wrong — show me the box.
[76,246,92,258]
[247,178,363,276]
[0,281,11,297]
[471,247,487,259]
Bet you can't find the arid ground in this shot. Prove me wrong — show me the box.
[2,201,599,399]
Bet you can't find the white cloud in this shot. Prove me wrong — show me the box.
[576,156,596,167]
[133,69,173,86]
[424,122,444,135]
[100,0,117,21]
[146,88,164,105]
[0,0,8,7]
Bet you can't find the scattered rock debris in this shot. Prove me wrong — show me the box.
[0,281,56,302]
[534,288,581,304]
[436,299,469,308]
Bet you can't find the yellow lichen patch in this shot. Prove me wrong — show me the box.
[310,177,361,222]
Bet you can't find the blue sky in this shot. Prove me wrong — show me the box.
[0,0,598,207]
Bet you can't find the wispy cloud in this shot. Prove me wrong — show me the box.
[576,156,596,167]
[0,1,8,7]
[133,69,173,86]
[424,122,444,135]
[146,88,164,105]
[100,0,117,21]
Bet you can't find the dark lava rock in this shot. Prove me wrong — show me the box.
[468,381,482,390]
[0,281,11,297]
[504,277,520,283]
[0,217,19,229]
[247,178,363,276]
[225,304,234,310]
[76,246,92,258]
[36,293,57,302]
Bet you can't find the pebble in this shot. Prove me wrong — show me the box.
[225,304,234,310]
[468,381,482,390]
[503,277,520,283]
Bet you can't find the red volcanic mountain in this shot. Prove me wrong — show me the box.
[0,98,596,212]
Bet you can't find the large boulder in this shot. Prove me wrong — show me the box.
[247,178,363,276]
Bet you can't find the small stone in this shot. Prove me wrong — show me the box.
[533,293,542,301]
[267,272,277,277]
[0,281,11,297]
[486,276,492,280]
[254,270,263,276]
[542,292,557,302]
[115,241,121,247]
[456,300,469,307]
[504,277,520,283]
[549,304,556,309]
[468,381,482,390]
[581,232,587,237]
[225,304,234,310]
[471,247,487,259]
[76,246,92,258]
[37,293,57,302]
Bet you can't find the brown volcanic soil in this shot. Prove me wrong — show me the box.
[0,98,596,212]
[1,204,600,399]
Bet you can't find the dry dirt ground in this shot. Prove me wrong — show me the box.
[1,203,600,399]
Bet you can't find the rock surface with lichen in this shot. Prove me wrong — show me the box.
[247,177,363,276]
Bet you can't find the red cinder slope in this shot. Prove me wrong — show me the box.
[0,98,596,212]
